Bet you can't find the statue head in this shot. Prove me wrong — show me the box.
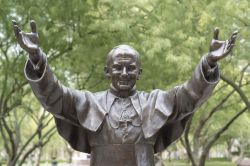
[104,45,142,96]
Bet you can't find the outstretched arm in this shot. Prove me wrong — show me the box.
[12,20,80,125]
[12,20,106,132]
[143,29,238,151]
[174,28,238,119]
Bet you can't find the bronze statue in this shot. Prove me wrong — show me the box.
[12,20,238,166]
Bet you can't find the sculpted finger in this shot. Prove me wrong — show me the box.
[233,30,239,36]
[230,30,238,44]
[13,25,21,38]
[223,44,234,58]
[12,20,18,26]
[30,20,37,33]
[213,27,219,40]
[227,31,238,49]
[12,20,19,35]
[12,20,21,38]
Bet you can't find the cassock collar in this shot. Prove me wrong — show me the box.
[106,85,142,117]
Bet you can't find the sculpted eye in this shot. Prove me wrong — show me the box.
[127,65,136,71]
[112,65,122,71]
[117,66,123,70]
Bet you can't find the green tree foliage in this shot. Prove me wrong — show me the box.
[0,0,249,165]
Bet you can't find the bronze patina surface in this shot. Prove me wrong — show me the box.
[12,20,238,166]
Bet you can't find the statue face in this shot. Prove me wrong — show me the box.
[108,52,141,92]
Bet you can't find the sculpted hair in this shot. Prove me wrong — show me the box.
[106,45,141,68]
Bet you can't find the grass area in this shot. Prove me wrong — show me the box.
[164,161,236,166]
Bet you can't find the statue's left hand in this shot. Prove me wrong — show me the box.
[207,28,238,65]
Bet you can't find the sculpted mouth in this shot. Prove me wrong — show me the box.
[119,81,128,85]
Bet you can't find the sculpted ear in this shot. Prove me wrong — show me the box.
[104,66,111,78]
[139,68,142,75]
[137,68,143,80]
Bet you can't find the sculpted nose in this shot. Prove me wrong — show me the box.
[121,67,128,77]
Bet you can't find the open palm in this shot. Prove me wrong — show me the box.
[12,20,39,55]
[208,28,238,62]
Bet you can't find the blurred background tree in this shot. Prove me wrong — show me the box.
[0,0,249,165]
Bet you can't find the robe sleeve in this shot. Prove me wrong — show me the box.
[24,52,106,153]
[140,56,220,153]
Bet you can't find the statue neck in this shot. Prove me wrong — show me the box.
[109,85,136,98]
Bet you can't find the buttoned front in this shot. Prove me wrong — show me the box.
[108,95,142,142]
[86,91,155,165]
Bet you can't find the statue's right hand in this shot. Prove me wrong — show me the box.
[12,20,40,61]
